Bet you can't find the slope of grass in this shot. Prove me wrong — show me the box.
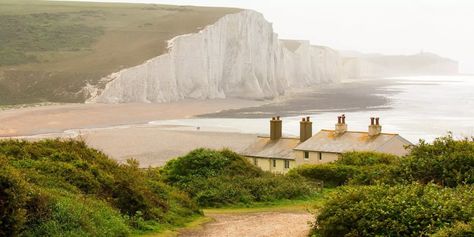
[0,0,240,105]
[0,139,200,236]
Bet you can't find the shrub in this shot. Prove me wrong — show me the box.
[161,148,262,186]
[313,184,474,237]
[335,151,400,166]
[0,156,30,237]
[23,191,130,237]
[431,220,474,237]
[348,164,398,185]
[395,135,474,187]
[161,148,318,207]
[290,164,359,187]
[292,152,401,187]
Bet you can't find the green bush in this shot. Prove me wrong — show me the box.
[23,191,130,237]
[348,164,398,185]
[0,139,199,236]
[313,184,474,237]
[335,151,400,166]
[292,152,401,187]
[0,156,30,237]
[395,135,474,187]
[161,148,318,207]
[431,220,474,237]
[161,148,262,185]
[290,164,359,187]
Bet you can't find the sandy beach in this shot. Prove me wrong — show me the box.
[83,126,256,167]
[0,98,264,137]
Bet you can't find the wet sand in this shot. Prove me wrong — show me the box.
[200,79,399,118]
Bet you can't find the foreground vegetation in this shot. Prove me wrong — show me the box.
[0,141,321,236]
[292,135,474,237]
[0,139,199,236]
[160,148,320,207]
[2,135,473,236]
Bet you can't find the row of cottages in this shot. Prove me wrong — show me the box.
[241,115,412,173]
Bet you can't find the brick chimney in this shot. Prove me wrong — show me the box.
[335,114,347,135]
[368,117,382,137]
[299,116,313,142]
[270,116,282,140]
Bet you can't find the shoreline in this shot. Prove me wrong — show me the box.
[0,98,266,137]
[199,78,399,118]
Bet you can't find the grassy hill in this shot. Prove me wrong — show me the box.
[0,139,200,236]
[0,0,240,105]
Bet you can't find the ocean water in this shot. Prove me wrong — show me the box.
[150,76,474,143]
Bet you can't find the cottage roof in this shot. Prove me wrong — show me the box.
[294,129,412,156]
[241,136,300,160]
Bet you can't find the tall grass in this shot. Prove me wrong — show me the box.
[0,139,199,236]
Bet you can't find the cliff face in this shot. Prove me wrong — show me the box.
[87,10,343,103]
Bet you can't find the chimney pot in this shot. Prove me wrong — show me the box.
[335,115,347,135]
[306,116,310,121]
[277,116,280,120]
[368,117,382,137]
[342,114,346,124]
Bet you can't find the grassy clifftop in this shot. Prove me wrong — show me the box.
[0,0,240,105]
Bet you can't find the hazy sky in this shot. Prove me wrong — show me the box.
[79,0,474,73]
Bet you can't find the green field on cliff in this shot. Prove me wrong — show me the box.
[0,0,239,105]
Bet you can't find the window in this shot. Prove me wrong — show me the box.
[318,152,322,160]
[304,151,309,159]
[284,160,290,169]
[273,159,277,167]
[254,158,258,165]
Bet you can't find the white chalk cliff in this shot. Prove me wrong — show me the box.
[87,10,343,103]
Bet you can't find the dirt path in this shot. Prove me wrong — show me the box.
[179,211,314,237]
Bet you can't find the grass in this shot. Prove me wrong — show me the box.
[0,0,240,105]
[0,139,200,236]
[135,216,213,237]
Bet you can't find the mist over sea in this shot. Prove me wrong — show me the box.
[151,76,474,143]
